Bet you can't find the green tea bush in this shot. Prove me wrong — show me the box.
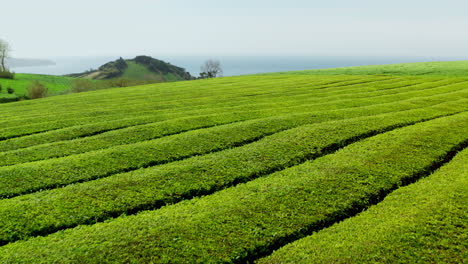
[0,106,465,245]
[0,69,466,262]
[0,112,465,263]
[258,148,468,264]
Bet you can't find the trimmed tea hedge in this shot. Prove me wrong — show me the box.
[0,112,465,263]
[258,148,467,264]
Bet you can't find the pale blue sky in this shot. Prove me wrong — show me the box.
[1,0,467,58]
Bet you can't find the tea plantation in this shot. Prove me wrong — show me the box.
[0,61,466,263]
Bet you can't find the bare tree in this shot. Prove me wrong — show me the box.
[200,59,223,78]
[0,39,11,72]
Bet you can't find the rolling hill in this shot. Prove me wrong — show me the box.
[68,55,194,81]
[0,61,466,263]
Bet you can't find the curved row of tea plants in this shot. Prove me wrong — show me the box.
[0,111,465,263]
[0,78,438,150]
[1,96,466,200]
[0,102,465,244]
[0,64,466,262]
[0,76,464,144]
[0,75,378,120]
[0,75,407,138]
[0,76,395,139]
[258,148,467,264]
[0,75,459,138]
[0,89,465,166]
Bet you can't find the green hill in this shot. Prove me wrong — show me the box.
[69,55,194,81]
[0,56,192,102]
[0,61,466,263]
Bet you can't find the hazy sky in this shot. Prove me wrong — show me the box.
[2,0,467,58]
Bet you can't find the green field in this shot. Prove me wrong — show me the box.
[0,61,466,263]
[275,60,468,77]
[0,73,74,99]
[0,60,184,101]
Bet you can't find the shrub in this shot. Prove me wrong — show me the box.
[6,87,14,94]
[71,79,96,93]
[27,81,48,99]
[110,78,129,87]
[0,83,2,92]
[0,71,14,79]
[0,97,19,103]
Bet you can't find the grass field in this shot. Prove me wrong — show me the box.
[0,62,182,101]
[121,61,181,81]
[0,61,466,263]
[121,61,161,81]
[0,73,75,99]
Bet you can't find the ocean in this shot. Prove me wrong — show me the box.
[9,55,462,77]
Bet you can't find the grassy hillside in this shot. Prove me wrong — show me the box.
[71,56,194,81]
[0,55,194,102]
[121,61,161,80]
[121,61,182,81]
[276,60,468,77]
[0,62,466,263]
[0,73,74,100]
